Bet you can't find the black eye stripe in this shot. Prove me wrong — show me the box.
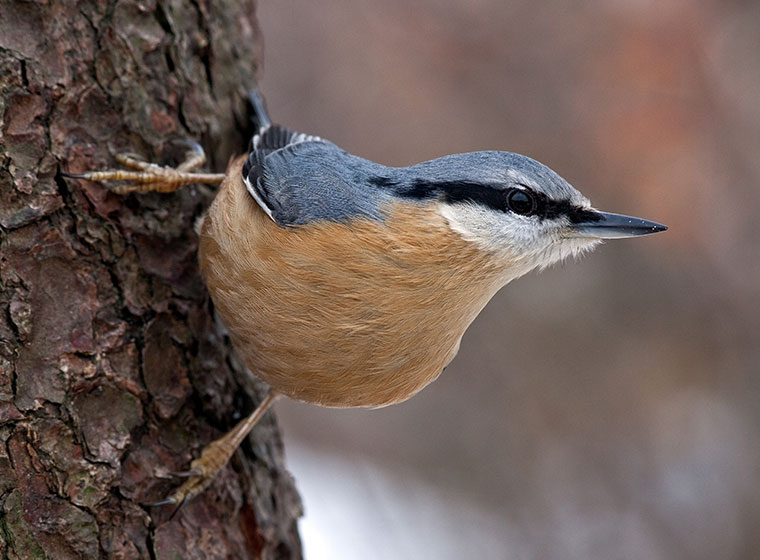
[435,181,510,212]
[533,192,601,223]
[369,177,600,223]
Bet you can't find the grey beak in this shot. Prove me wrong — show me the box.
[572,212,668,239]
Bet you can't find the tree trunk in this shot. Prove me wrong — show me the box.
[0,1,303,558]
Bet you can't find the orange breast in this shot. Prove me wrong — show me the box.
[198,156,503,407]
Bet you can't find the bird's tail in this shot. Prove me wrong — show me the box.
[248,89,272,130]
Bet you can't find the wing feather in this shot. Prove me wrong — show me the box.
[242,125,326,223]
[241,125,390,227]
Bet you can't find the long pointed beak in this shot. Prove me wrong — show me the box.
[571,212,668,239]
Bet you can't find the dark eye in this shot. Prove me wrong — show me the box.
[506,189,536,215]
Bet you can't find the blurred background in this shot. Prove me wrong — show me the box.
[256,1,760,558]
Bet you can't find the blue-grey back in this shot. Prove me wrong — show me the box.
[242,125,581,227]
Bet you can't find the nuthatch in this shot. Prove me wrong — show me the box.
[67,91,667,506]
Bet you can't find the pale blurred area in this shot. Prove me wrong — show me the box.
[256,1,760,558]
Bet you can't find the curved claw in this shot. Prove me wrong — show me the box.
[143,494,187,522]
[114,151,147,161]
[172,139,207,173]
[61,171,87,179]
[144,495,180,507]
[147,474,212,510]
[169,468,203,478]
[170,138,204,155]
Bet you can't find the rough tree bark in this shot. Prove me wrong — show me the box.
[0,1,303,558]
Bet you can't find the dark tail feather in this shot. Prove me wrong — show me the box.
[248,89,272,130]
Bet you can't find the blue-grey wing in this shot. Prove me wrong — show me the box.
[242,126,390,226]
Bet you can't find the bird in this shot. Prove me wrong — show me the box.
[65,91,667,506]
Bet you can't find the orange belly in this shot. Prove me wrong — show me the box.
[198,156,502,407]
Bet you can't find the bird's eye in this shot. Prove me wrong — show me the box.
[506,189,536,215]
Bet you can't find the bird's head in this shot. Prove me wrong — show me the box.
[394,151,667,280]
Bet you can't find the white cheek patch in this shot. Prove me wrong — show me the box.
[439,202,546,282]
[439,203,602,273]
[439,202,542,253]
[438,202,515,254]
[439,203,479,243]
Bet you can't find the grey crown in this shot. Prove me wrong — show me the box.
[242,125,584,228]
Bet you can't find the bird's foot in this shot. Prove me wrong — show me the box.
[147,436,236,508]
[146,391,279,509]
[63,139,225,194]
